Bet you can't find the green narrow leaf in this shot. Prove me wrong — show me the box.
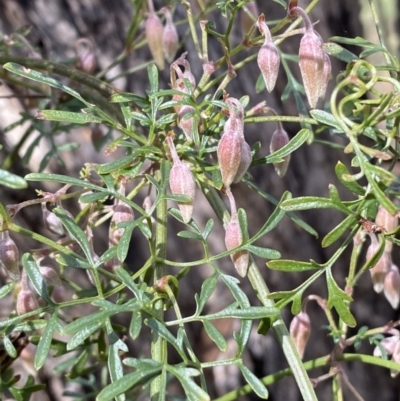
[177,231,204,240]
[67,321,103,351]
[148,64,159,94]
[95,154,136,175]
[309,110,343,131]
[56,254,91,269]
[79,191,109,204]
[97,366,162,401]
[3,335,17,357]
[145,318,183,356]
[22,253,51,302]
[117,221,136,263]
[202,219,214,240]
[196,275,218,315]
[203,305,279,320]
[335,162,365,196]
[108,333,126,401]
[245,245,281,259]
[237,362,269,399]
[129,311,142,340]
[0,282,15,299]
[53,208,93,264]
[267,259,322,272]
[35,110,103,124]
[68,348,89,379]
[281,196,349,213]
[34,312,59,369]
[322,215,357,248]
[0,169,27,189]
[220,274,250,307]
[326,268,356,327]
[234,319,252,356]
[62,310,110,335]
[203,320,227,352]
[324,42,359,63]
[265,128,310,163]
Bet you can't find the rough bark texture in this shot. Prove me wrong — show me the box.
[0,1,399,400]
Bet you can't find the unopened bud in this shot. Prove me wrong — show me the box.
[224,191,249,277]
[270,124,290,177]
[374,335,398,358]
[384,263,400,309]
[109,201,135,245]
[241,2,258,36]
[51,285,67,303]
[0,231,20,281]
[217,129,242,188]
[318,51,331,100]
[289,311,311,359]
[178,105,195,142]
[42,203,65,236]
[162,7,179,63]
[299,28,324,108]
[75,38,96,74]
[366,235,391,293]
[233,140,252,183]
[167,137,196,223]
[145,12,165,70]
[39,266,61,287]
[376,205,398,252]
[257,16,280,93]
[17,289,39,315]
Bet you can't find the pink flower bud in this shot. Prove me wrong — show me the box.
[289,311,311,359]
[318,51,331,100]
[224,191,249,277]
[299,28,324,108]
[17,289,39,315]
[51,285,67,303]
[75,38,96,74]
[373,335,398,358]
[384,264,400,309]
[376,205,398,252]
[178,105,195,142]
[270,124,290,177]
[145,12,165,70]
[109,201,135,245]
[241,2,258,36]
[0,231,20,281]
[257,16,280,93]
[366,235,391,293]
[233,140,252,183]
[162,7,179,63]
[39,265,61,287]
[42,203,65,236]
[166,136,196,223]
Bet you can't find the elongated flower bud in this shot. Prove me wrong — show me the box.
[162,7,179,63]
[224,191,249,277]
[0,231,20,281]
[166,136,196,223]
[366,234,391,293]
[75,38,96,74]
[42,203,65,236]
[290,311,311,359]
[145,12,165,70]
[257,15,280,93]
[299,28,324,108]
[39,265,62,287]
[318,51,331,100]
[241,2,258,36]
[270,123,290,177]
[233,140,252,183]
[384,263,400,309]
[376,205,398,252]
[109,201,135,245]
[178,105,195,142]
[17,289,39,315]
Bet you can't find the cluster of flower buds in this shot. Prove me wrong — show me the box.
[74,38,96,74]
[145,0,179,70]
[373,330,400,377]
[289,7,331,108]
[0,230,20,281]
[217,98,252,188]
[289,311,311,359]
[224,190,249,277]
[270,122,290,177]
[256,15,280,93]
[365,206,399,308]
[166,135,196,223]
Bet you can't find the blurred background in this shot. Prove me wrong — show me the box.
[0,0,399,400]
